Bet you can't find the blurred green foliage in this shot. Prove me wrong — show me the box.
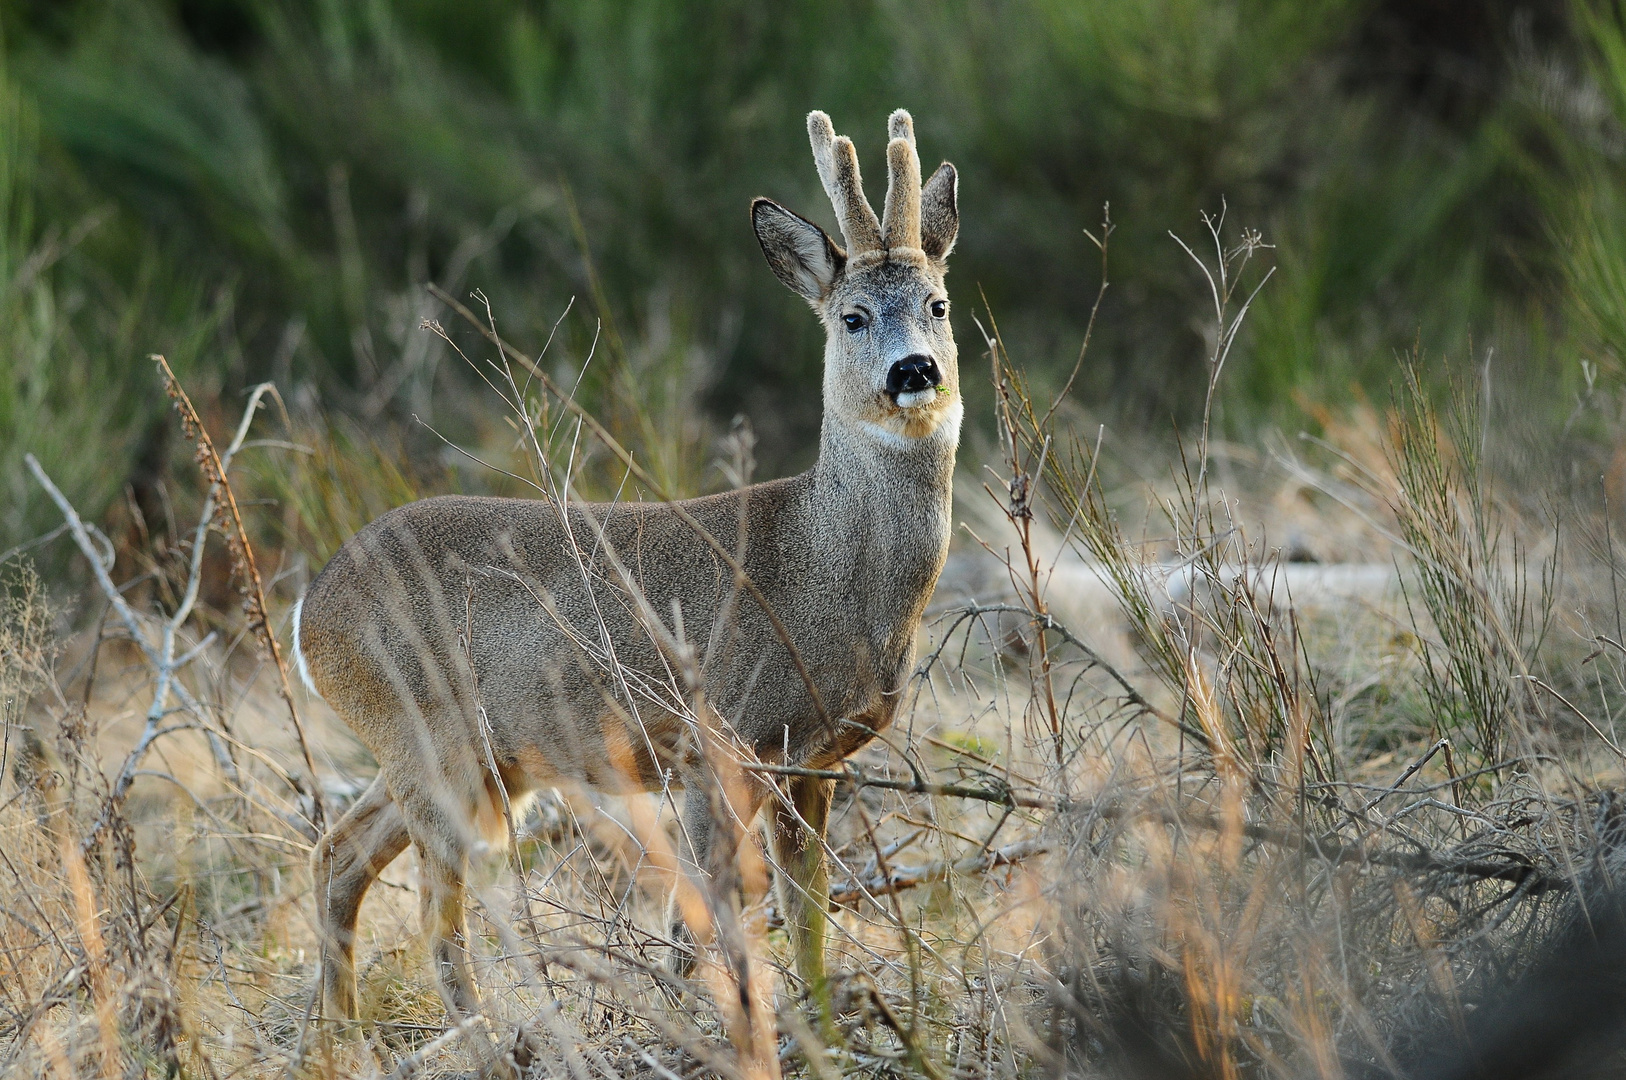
[3,0,1626,564]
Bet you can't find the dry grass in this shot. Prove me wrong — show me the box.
[6,244,1626,1079]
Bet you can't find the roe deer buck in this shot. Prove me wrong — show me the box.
[298,108,961,1019]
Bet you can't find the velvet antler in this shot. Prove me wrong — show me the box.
[807,109,942,260]
[882,109,922,251]
[808,111,882,255]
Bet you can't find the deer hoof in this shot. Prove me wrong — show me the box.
[668,922,698,978]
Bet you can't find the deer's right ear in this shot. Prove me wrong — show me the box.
[920,162,958,263]
[752,198,845,302]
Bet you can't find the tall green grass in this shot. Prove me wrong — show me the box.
[3,0,1623,567]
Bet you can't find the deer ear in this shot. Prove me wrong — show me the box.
[920,162,958,263]
[752,198,845,301]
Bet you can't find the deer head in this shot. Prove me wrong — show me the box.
[752,109,960,445]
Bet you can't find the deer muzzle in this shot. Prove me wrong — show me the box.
[886,355,943,406]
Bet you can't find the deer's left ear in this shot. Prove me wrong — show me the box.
[920,163,958,264]
[753,198,845,302]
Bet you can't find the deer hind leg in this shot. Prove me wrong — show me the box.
[394,784,484,1019]
[312,776,411,1020]
[771,776,835,1004]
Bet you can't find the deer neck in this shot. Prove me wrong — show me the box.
[808,399,960,561]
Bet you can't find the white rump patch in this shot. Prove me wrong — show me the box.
[291,594,322,698]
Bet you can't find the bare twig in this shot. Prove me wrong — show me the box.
[827,838,1051,905]
[742,761,1055,810]
[154,357,324,830]
[923,601,1199,744]
[24,454,214,848]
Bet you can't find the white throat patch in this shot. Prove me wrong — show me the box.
[857,396,964,450]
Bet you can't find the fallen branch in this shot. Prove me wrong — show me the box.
[1076,799,1570,894]
[810,803,1554,912]
[746,759,1563,894]
[761,760,1573,904]
[743,760,1055,810]
[829,838,1051,905]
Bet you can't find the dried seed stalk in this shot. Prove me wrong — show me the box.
[154,355,324,830]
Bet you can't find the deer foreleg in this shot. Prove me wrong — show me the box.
[771,775,835,1009]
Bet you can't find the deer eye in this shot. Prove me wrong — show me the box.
[842,312,867,333]
[929,299,948,319]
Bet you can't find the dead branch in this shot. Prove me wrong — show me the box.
[746,755,1565,895]
[154,357,323,830]
[829,838,1052,905]
[23,371,312,847]
[923,601,1199,744]
[743,761,1055,810]
[24,454,218,850]
[1076,799,1571,894]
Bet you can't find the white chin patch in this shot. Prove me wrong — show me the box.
[894,388,938,410]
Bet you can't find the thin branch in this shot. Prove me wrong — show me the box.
[742,761,1054,810]
[155,358,324,830]
[24,453,213,846]
[826,838,1052,906]
[928,601,1205,746]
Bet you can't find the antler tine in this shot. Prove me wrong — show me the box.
[882,109,921,250]
[887,108,915,147]
[808,111,882,254]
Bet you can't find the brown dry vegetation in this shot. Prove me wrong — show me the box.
[6,233,1626,1080]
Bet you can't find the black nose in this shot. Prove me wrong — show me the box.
[886,355,942,396]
